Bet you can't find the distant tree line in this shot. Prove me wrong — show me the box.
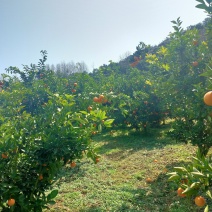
[45,61,89,77]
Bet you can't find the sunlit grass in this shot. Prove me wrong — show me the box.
[46,125,211,212]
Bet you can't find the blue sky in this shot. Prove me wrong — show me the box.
[0,0,207,73]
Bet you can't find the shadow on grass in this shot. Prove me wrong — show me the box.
[94,124,180,157]
[79,161,204,212]
[54,160,92,185]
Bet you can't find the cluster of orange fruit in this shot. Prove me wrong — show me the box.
[93,94,107,104]
[130,56,141,67]
[177,187,206,207]
[71,82,77,93]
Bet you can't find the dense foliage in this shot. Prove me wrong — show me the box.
[0,1,212,211]
[0,51,113,211]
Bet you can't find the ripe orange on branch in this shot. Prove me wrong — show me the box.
[1,153,8,159]
[7,198,15,206]
[99,94,104,100]
[87,106,92,111]
[93,97,99,103]
[194,196,206,207]
[177,187,186,197]
[39,174,43,180]
[204,91,212,106]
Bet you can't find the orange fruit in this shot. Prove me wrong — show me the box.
[87,106,92,111]
[146,177,153,183]
[193,40,198,46]
[154,159,158,162]
[2,153,8,159]
[7,198,15,206]
[194,196,206,207]
[192,61,198,67]
[70,161,76,168]
[74,83,77,87]
[177,187,186,197]
[39,174,43,180]
[95,158,100,163]
[99,94,104,100]
[93,97,99,103]
[72,89,76,93]
[203,91,212,106]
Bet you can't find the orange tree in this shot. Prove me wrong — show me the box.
[167,89,212,211]
[0,51,113,211]
[145,16,211,155]
[86,64,165,132]
[55,57,165,132]
[108,68,163,130]
[167,2,212,212]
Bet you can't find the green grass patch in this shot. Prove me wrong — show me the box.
[46,126,211,212]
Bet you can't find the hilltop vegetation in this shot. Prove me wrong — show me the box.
[0,0,212,211]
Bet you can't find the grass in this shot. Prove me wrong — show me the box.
[46,125,211,212]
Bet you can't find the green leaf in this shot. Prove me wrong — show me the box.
[168,174,180,181]
[205,0,212,4]
[204,205,209,212]
[174,167,187,173]
[196,3,208,10]
[104,119,114,127]
[199,70,212,77]
[47,190,58,201]
[98,124,102,132]
[166,172,177,176]
[190,182,201,189]
[206,190,212,199]
[48,200,56,205]
[183,187,197,196]
[191,172,205,177]
[196,0,205,3]
[173,26,179,32]
[80,111,88,115]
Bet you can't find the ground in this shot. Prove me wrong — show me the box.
[46,125,211,212]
